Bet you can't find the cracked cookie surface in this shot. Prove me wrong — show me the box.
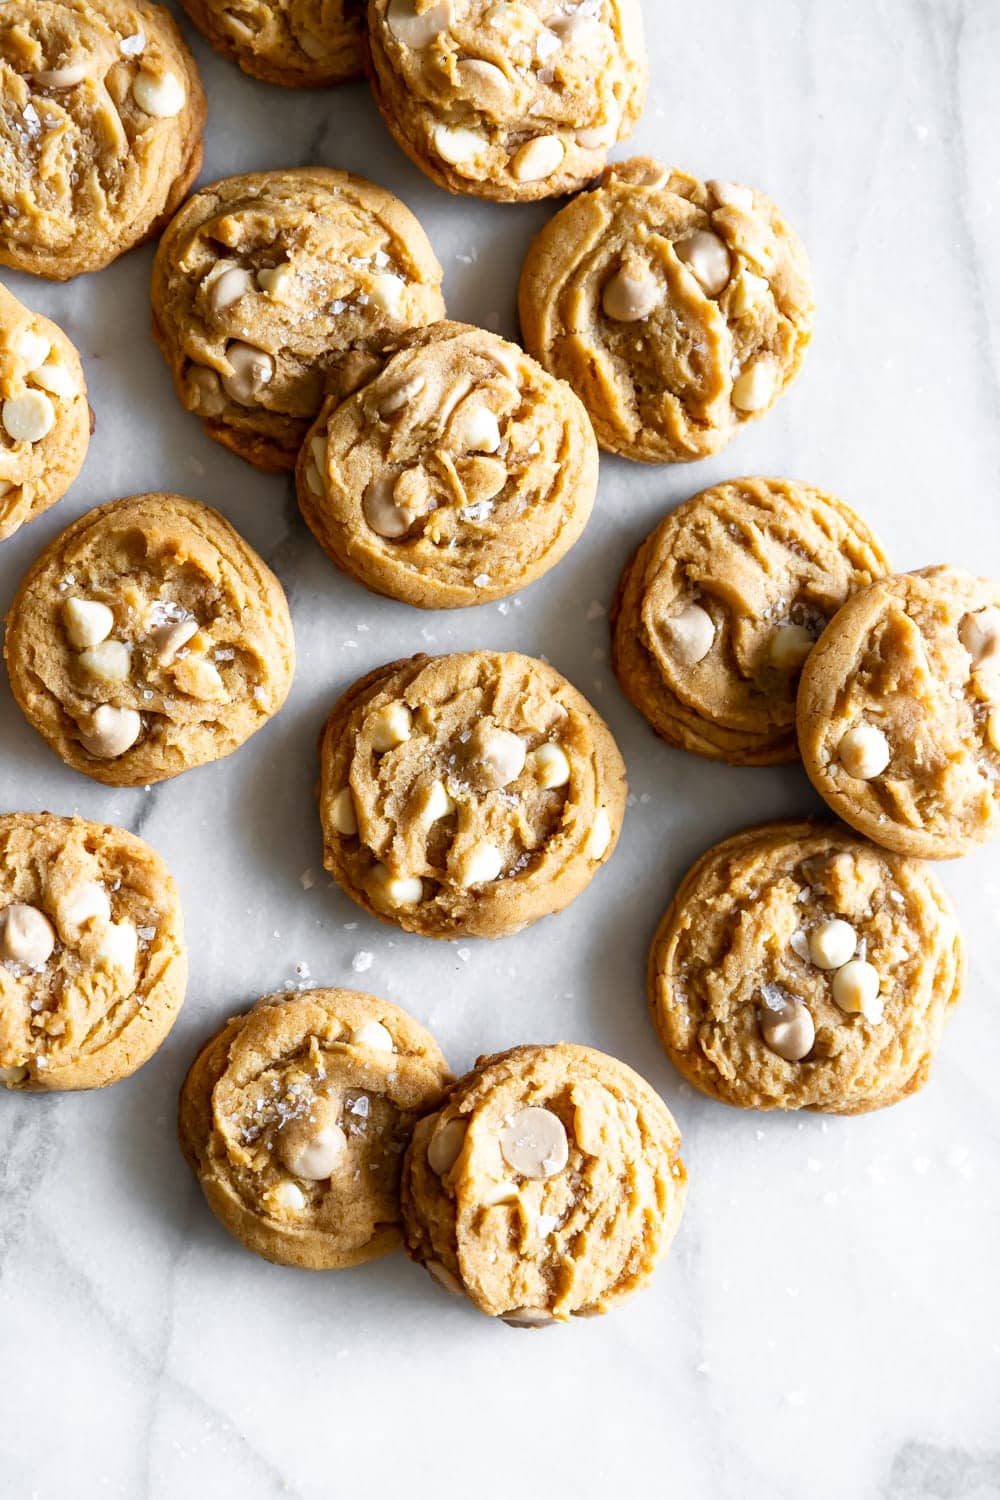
[177,0,365,87]
[611,477,891,765]
[648,821,964,1114]
[402,1042,687,1324]
[179,989,451,1269]
[4,493,295,787]
[297,320,598,608]
[0,812,186,1091]
[151,167,446,471]
[318,650,627,938]
[519,159,814,462]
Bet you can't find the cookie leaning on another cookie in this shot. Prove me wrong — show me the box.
[152,167,445,471]
[0,813,187,1091]
[0,0,206,280]
[296,320,599,608]
[0,283,91,542]
[177,0,365,88]
[4,494,295,787]
[519,159,814,463]
[648,821,964,1114]
[402,1043,687,1325]
[179,990,451,1270]
[318,651,627,939]
[611,477,891,765]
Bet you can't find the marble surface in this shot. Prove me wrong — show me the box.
[2,2,1000,1496]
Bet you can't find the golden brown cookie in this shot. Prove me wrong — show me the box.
[1,282,90,541]
[648,821,964,1114]
[296,320,598,608]
[178,989,451,1270]
[402,1043,687,1325]
[366,0,647,202]
[797,566,1000,859]
[151,167,446,471]
[0,0,206,280]
[177,0,365,87]
[0,813,187,1091]
[610,478,891,766]
[318,651,627,938]
[519,160,814,463]
[4,493,295,787]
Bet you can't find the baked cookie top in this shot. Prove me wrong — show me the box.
[611,478,891,766]
[402,1042,687,1324]
[297,320,598,608]
[648,822,964,1114]
[318,651,627,939]
[797,566,1000,858]
[0,813,187,1091]
[518,159,814,463]
[151,167,446,471]
[176,0,365,88]
[0,283,90,541]
[178,989,451,1270]
[0,0,206,280]
[367,0,646,202]
[4,493,295,787]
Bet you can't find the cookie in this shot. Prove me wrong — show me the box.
[178,989,451,1270]
[0,813,187,1091]
[318,651,627,939]
[797,566,1000,859]
[401,1043,687,1325]
[518,160,814,463]
[0,0,206,280]
[296,320,598,608]
[176,0,364,88]
[4,493,295,787]
[1,283,90,541]
[648,821,964,1115]
[366,0,647,202]
[610,478,891,766]
[151,167,446,471]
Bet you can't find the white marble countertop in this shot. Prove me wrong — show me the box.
[2,2,1000,1497]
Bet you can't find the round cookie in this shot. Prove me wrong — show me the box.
[648,821,964,1115]
[296,320,599,608]
[519,159,814,463]
[318,651,627,939]
[366,0,647,202]
[176,0,365,88]
[151,168,446,471]
[178,989,451,1270]
[0,0,206,280]
[797,566,1000,859]
[4,493,295,787]
[402,1043,687,1324]
[0,813,187,1091]
[1,283,90,541]
[610,478,891,766]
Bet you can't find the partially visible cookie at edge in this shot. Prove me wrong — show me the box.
[177,0,365,87]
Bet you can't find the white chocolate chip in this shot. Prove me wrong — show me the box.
[0,482,11,498]
[586,808,612,860]
[387,0,452,48]
[425,1260,464,1296]
[499,1106,568,1179]
[266,1180,306,1214]
[729,270,769,316]
[731,358,776,413]
[309,434,327,474]
[63,597,114,650]
[511,135,566,183]
[119,31,146,56]
[221,342,274,406]
[370,702,412,751]
[304,462,323,496]
[529,742,570,789]
[709,179,754,211]
[96,918,137,976]
[420,779,455,822]
[331,787,359,836]
[987,709,1000,754]
[30,360,76,398]
[832,958,883,1022]
[131,68,185,117]
[278,1119,347,1181]
[959,607,1000,668]
[675,229,732,296]
[427,1117,467,1175]
[808,918,857,971]
[373,865,424,906]
[78,640,130,683]
[838,723,891,780]
[759,994,815,1061]
[503,1307,556,1327]
[14,328,50,370]
[0,1066,29,1086]
[151,618,198,664]
[2,390,55,443]
[378,375,426,418]
[187,366,226,416]
[78,705,142,759]
[369,273,406,319]
[452,403,501,454]
[34,64,86,88]
[575,109,619,150]
[471,723,526,786]
[601,262,662,322]
[363,474,411,539]
[54,880,111,943]
[663,602,715,665]
[456,57,511,104]
[1,904,56,967]
[256,263,293,299]
[350,1019,394,1052]
[768,622,814,671]
[458,841,504,887]
[480,1180,520,1206]
[209,266,252,313]
[433,123,488,167]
